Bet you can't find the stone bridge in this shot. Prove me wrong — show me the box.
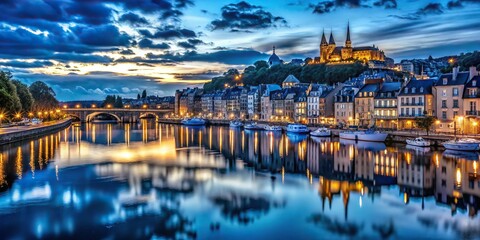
[63,108,173,122]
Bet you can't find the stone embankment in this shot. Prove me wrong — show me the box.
[0,119,72,145]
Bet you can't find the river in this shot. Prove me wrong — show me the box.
[0,119,478,239]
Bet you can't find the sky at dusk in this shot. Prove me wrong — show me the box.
[0,0,479,100]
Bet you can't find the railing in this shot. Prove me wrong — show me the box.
[465,111,480,116]
[374,115,397,119]
[398,114,425,118]
[400,102,424,106]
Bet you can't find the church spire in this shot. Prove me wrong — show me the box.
[320,29,327,46]
[273,45,276,54]
[328,30,335,45]
[345,21,352,48]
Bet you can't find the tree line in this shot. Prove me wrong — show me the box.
[442,51,480,73]
[203,60,368,92]
[0,71,58,116]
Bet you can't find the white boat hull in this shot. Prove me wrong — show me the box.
[310,131,331,137]
[406,139,430,147]
[339,132,388,142]
[229,122,243,128]
[181,119,206,126]
[443,142,480,151]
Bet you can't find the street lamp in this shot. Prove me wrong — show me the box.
[107,104,112,109]
[0,113,3,125]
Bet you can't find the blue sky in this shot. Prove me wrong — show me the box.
[0,0,479,100]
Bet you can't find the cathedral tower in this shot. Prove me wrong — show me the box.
[319,30,328,63]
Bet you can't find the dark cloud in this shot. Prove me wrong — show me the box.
[447,0,463,9]
[0,60,55,69]
[177,39,207,49]
[309,0,395,14]
[417,3,444,15]
[139,26,197,39]
[209,1,288,32]
[309,1,336,14]
[138,39,171,49]
[118,12,149,26]
[174,70,223,80]
[119,49,135,55]
[373,0,397,9]
[64,1,113,25]
[147,49,269,65]
[73,25,132,47]
[174,0,194,9]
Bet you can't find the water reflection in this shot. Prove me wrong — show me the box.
[0,120,480,238]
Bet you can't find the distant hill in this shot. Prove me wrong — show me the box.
[203,60,368,92]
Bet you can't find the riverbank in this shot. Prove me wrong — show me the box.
[0,118,72,145]
[157,118,475,145]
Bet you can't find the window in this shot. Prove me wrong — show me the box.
[454,111,458,117]
[442,100,447,108]
[420,87,424,93]
[419,97,423,104]
[473,80,477,86]
[453,88,459,96]
[453,100,459,108]
[401,108,404,115]
[406,108,410,115]
[443,78,447,85]
[418,108,422,115]
[404,87,408,93]
[442,89,447,97]
[401,97,404,104]
[412,98,416,105]
[412,87,416,93]
[442,111,447,119]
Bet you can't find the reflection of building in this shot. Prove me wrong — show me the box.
[397,149,435,199]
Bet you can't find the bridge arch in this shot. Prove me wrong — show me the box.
[139,112,159,119]
[66,114,81,122]
[86,112,121,122]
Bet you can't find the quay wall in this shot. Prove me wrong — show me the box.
[0,119,72,145]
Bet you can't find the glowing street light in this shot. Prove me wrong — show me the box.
[75,104,80,108]
[107,104,112,109]
[63,105,68,109]
[0,113,4,125]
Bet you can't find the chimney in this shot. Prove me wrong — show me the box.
[469,66,478,80]
[452,66,459,80]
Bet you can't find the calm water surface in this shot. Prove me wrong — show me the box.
[0,120,479,239]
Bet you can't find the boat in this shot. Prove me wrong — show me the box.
[339,130,388,142]
[310,127,331,137]
[442,138,480,151]
[229,120,243,128]
[264,125,283,131]
[286,123,310,134]
[406,137,431,147]
[244,122,263,130]
[181,117,206,126]
[443,150,480,161]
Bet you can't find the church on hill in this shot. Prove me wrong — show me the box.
[316,23,385,64]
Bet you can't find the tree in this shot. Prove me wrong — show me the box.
[415,116,436,135]
[141,89,147,98]
[137,93,140,99]
[29,81,58,110]
[114,95,123,108]
[0,71,21,113]
[102,95,116,107]
[12,80,34,112]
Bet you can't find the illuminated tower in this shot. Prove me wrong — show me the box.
[319,29,328,63]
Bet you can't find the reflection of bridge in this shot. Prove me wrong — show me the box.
[63,108,173,122]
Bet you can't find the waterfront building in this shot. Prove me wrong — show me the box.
[260,84,282,120]
[213,91,225,118]
[463,68,480,134]
[319,84,342,125]
[374,82,401,129]
[397,79,434,129]
[433,66,472,133]
[318,22,385,64]
[354,78,382,127]
[240,87,249,119]
[224,87,243,119]
[294,91,307,123]
[307,84,321,124]
[247,86,260,119]
[201,93,214,116]
[334,85,358,127]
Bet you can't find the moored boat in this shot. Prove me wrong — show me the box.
[244,122,263,130]
[286,123,309,134]
[229,120,243,128]
[264,125,283,131]
[406,137,431,147]
[310,127,331,137]
[442,138,480,151]
[339,130,388,142]
[181,117,206,126]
